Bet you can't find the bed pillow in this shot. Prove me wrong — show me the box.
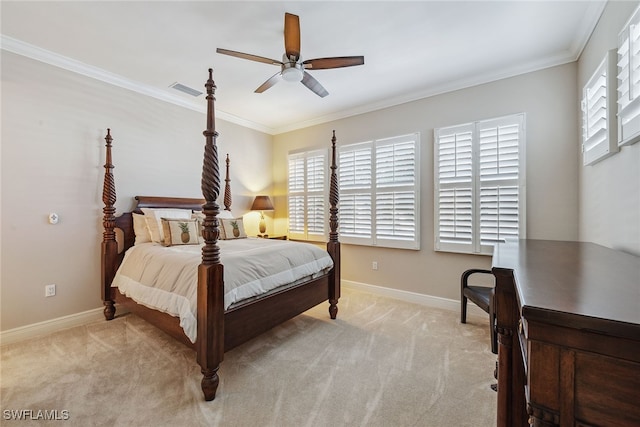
[220,218,247,239]
[161,218,200,246]
[141,208,192,243]
[132,212,151,245]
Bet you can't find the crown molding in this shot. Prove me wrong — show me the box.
[0,34,275,135]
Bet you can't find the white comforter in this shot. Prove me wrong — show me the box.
[112,238,334,343]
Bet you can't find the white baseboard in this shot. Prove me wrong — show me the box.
[0,307,105,346]
[342,280,487,320]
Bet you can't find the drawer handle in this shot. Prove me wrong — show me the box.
[518,319,523,335]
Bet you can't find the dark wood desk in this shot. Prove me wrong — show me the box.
[491,240,640,427]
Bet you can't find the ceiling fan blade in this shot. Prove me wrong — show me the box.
[284,13,301,61]
[255,72,282,93]
[302,56,365,70]
[301,71,328,98]
[216,48,282,66]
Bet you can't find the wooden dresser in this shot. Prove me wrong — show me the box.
[491,240,640,427]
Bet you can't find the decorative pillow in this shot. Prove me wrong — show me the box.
[217,211,234,239]
[132,212,151,245]
[141,208,192,243]
[220,218,247,240]
[161,218,200,246]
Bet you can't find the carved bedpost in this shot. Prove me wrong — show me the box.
[327,130,341,319]
[101,129,117,320]
[197,68,225,401]
[224,154,232,212]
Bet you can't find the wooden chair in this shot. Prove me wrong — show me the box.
[461,268,497,354]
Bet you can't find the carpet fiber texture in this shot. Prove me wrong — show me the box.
[1,288,497,426]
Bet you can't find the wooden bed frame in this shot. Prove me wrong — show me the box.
[100,69,341,401]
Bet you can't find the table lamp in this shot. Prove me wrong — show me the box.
[251,195,274,237]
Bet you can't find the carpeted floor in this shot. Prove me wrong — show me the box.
[1,288,497,426]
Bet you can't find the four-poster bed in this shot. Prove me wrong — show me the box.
[100,69,341,401]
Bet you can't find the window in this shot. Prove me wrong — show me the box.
[434,114,526,255]
[617,5,640,146]
[287,149,328,241]
[338,133,420,250]
[582,50,618,165]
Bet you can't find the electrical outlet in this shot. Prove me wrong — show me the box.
[45,284,56,297]
[372,261,378,270]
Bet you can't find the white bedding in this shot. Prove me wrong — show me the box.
[112,238,334,343]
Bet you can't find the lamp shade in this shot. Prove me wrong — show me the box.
[251,195,274,211]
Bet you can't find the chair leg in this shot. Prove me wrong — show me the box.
[461,295,468,324]
[489,289,497,354]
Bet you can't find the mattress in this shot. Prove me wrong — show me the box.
[112,238,334,343]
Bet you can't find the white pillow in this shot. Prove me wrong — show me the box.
[220,218,247,240]
[161,218,200,246]
[141,208,192,243]
[132,212,151,245]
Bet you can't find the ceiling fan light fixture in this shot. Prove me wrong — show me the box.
[282,66,303,83]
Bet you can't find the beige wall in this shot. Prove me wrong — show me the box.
[273,63,580,301]
[1,52,273,331]
[577,0,640,256]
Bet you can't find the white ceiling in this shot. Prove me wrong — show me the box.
[1,1,606,135]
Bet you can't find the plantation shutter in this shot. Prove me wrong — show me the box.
[478,116,523,253]
[581,50,618,165]
[617,6,640,146]
[435,114,525,255]
[339,135,420,249]
[434,124,474,252]
[375,136,417,246]
[339,142,373,243]
[288,154,305,236]
[306,153,326,236]
[287,149,327,241]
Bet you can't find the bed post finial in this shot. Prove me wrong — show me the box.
[201,69,220,262]
[327,129,340,319]
[101,128,116,321]
[198,68,224,402]
[224,154,232,211]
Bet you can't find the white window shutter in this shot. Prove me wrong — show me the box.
[287,150,327,241]
[306,153,326,236]
[288,155,305,235]
[434,124,474,252]
[581,50,618,165]
[339,143,373,243]
[339,135,420,249]
[435,114,525,255]
[617,5,640,146]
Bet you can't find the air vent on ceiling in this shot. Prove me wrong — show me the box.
[169,82,203,97]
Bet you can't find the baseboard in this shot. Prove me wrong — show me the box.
[342,280,487,320]
[0,307,105,346]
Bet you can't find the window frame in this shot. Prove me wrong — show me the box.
[338,133,421,250]
[617,4,640,147]
[287,148,329,242]
[434,113,526,256]
[581,49,618,165]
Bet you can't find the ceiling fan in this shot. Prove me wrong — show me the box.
[216,12,364,98]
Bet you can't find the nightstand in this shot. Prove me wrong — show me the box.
[258,235,287,240]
